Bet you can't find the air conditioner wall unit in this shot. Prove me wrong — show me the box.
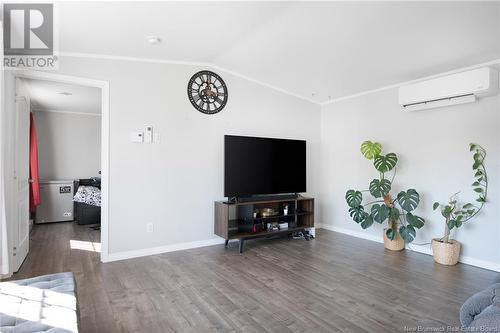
[398,67,498,111]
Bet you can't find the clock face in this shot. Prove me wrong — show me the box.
[187,70,228,114]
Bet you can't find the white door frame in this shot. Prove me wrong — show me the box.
[13,70,110,263]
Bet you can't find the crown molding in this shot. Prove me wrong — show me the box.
[59,52,319,105]
[33,108,101,117]
[320,58,500,106]
[58,52,500,106]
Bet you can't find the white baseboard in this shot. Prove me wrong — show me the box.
[104,238,225,263]
[103,225,500,272]
[317,224,500,272]
[457,256,500,272]
[317,224,383,244]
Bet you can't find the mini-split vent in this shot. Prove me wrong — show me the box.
[402,94,476,112]
[398,67,498,111]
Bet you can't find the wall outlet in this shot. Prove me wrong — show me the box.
[146,223,154,233]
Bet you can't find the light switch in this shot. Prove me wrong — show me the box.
[130,131,144,143]
[145,126,153,144]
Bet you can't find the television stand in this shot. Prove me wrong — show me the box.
[229,193,299,204]
[214,196,314,253]
[227,227,310,253]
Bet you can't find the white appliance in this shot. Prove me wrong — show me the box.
[35,180,74,223]
[398,67,499,111]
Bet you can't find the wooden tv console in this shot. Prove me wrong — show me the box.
[214,196,314,253]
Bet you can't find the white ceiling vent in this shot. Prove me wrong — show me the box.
[398,67,498,111]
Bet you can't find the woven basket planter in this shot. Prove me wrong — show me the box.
[432,238,461,265]
[383,229,405,251]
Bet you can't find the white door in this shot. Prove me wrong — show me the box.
[13,96,30,272]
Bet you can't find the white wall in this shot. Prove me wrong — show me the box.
[319,86,500,270]
[4,54,497,271]
[33,111,101,180]
[5,56,319,256]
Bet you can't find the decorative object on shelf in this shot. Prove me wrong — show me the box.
[345,140,426,251]
[252,224,261,233]
[283,204,289,215]
[279,222,288,230]
[260,208,278,218]
[432,143,488,266]
[187,70,228,114]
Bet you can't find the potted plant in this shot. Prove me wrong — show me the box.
[345,141,426,251]
[432,143,488,265]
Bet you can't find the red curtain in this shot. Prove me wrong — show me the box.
[29,112,41,212]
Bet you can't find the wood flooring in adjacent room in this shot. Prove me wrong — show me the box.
[6,222,497,333]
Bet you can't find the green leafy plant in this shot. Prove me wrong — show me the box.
[345,141,426,243]
[433,144,488,243]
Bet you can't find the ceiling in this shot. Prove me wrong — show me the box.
[58,1,500,103]
[22,79,101,114]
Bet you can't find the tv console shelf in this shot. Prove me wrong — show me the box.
[214,196,314,253]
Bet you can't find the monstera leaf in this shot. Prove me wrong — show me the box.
[373,153,398,173]
[360,141,382,160]
[406,213,425,229]
[349,206,367,223]
[369,179,392,198]
[397,189,420,212]
[386,228,396,241]
[345,190,362,208]
[399,225,416,243]
[370,204,389,223]
[360,215,374,229]
[389,207,400,220]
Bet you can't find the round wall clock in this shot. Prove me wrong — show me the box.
[187,70,228,114]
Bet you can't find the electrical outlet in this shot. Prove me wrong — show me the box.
[146,223,154,233]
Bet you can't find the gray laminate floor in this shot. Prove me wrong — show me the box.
[6,222,497,333]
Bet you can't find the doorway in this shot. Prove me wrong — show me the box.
[11,72,109,271]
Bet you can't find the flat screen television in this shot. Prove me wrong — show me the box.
[224,135,306,198]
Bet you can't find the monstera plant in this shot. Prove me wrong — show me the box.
[431,143,488,265]
[345,141,426,250]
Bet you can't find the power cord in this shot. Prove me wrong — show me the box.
[410,242,431,246]
[406,242,432,252]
